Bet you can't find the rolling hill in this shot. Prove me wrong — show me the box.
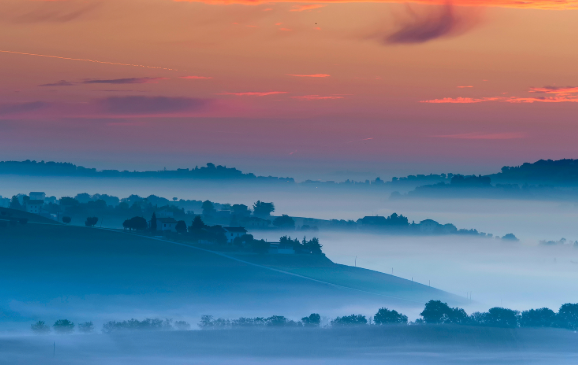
[0,223,460,326]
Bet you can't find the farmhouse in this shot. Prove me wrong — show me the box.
[156,217,177,232]
[25,200,44,214]
[223,226,247,244]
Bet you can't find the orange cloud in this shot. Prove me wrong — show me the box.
[422,86,578,104]
[219,91,288,96]
[457,85,473,88]
[432,132,526,140]
[289,74,331,77]
[173,0,578,10]
[292,95,344,100]
[289,4,326,11]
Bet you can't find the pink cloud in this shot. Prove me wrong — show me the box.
[432,132,526,140]
[292,95,344,100]
[219,91,287,96]
[528,86,578,94]
[421,97,502,104]
[423,86,578,104]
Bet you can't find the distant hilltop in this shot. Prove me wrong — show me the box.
[2,158,578,187]
[0,160,294,182]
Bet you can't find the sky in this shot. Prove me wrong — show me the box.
[1,0,578,179]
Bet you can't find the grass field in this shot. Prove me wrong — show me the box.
[0,223,459,327]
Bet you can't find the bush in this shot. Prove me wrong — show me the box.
[85,217,99,227]
[374,307,408,325]
[31,321,51,334]
[62,216,71,224]
[53,319,75,334]
[102,318,172,333]
[331,314,367,327]
[78,321,94,333]
[301,313,321,327]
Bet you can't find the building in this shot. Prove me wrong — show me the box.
[25,200,44,214]
[268,243,295,254]
[156,217,177,232]
[29,192,46,201]
[223,227,247,244]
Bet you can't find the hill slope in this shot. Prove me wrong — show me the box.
[0,223,459,325]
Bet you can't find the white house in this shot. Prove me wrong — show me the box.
[223,227,247,244]
[156,217,177,232]
[25,200,44,214]
[29,192,46,201]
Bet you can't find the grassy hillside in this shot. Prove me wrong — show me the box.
[230,253,456,304]
[0,207,59,224]
[0,223,459,324]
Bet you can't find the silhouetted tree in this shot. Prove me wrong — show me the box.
[557,303,578,329]
[85,217,98,227]
[232,204,250,216]
[123,216,147,231]
[62,216,71,224]
[9,196,22,211]
[150,212,157,231]
[31,321,51,334]
[331,314,367,327]
[273,214,295,228]
[78,321,94,333]
[502,233,519,241]
[175,220,187,233]
[202,200,216,216]
[420,300,467,324]
[374,307,408,325]
[304,237,323,254]
[253,201,275,217]
[520,308,556,327]
[250,239,270,254]
[53,319,75,334]
[301,313,321,327]
[190,216,205,231]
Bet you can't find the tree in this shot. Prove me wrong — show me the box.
[85,217,98,227]
[520,308,556,327]
[9,196,23,210]
[53,319,75,334]
[150,212,157,231]
[420,300,467,324]
[304,237,323,255]
[557,303,578,329]
[273,215,295,228]
[123,216,147,231]
[202,200,216,216]
[62,216,71,224]
[232,204,250,216]
[253,201,275,217]
[483,307,520,328]
[331,314,367,327]
[250,239,270,254]
[31,321,51,334]
[374,307,408,325]
[78,321,94,333]
[502,233,519,241]
[190,216,205,231]
[175,220,187,233]
[301,313,321,327]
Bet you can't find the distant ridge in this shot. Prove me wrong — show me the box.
[0,160,294,182]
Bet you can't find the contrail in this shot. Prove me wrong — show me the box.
[0,50,177,71]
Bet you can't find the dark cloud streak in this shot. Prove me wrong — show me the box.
[382,3,480,44]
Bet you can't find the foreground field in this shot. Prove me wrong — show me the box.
[1,326,577,365]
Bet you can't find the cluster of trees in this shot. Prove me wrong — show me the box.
[279,236,323,254]
[416,300,578,329]
[199,314,320,329]
[102,318,190,333]
[199,301,578,330]
[31,320,94,334]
